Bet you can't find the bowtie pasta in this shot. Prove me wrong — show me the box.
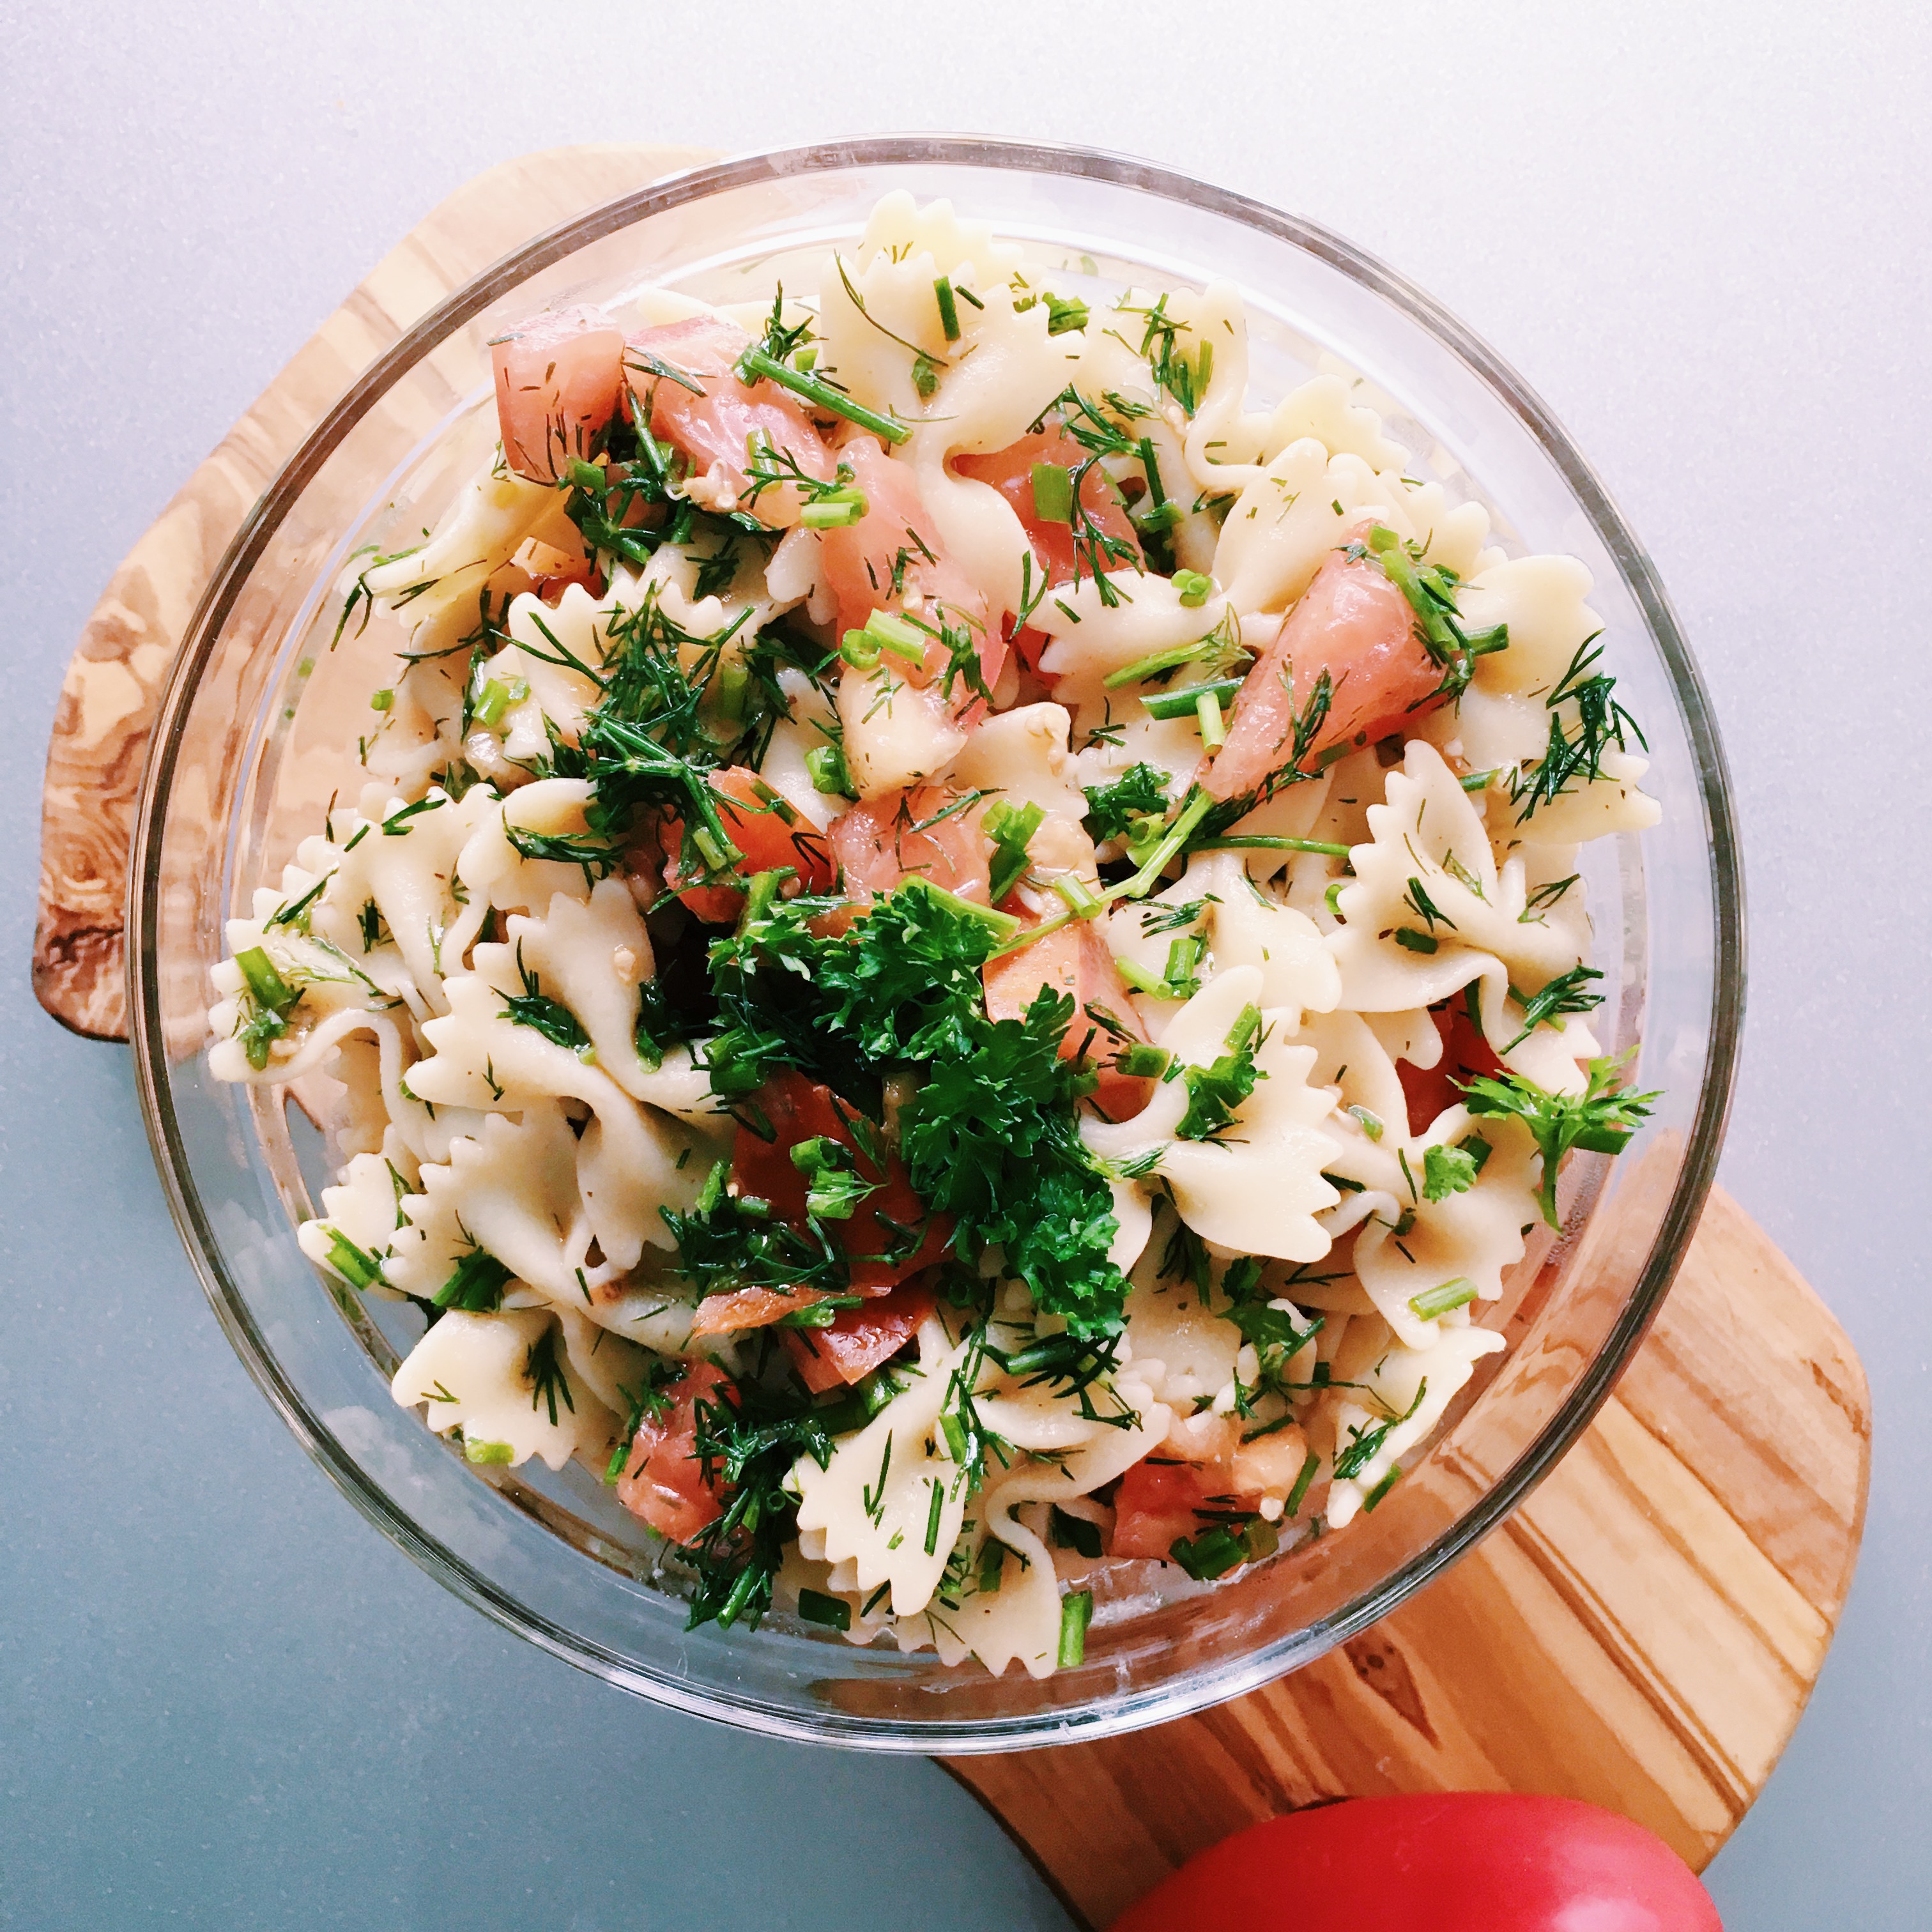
[209,192,1660,1679]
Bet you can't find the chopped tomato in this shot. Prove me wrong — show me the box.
[983,918,1156,1121]
[1205,533,1441,802]
[781,1278,936,1393]
[1109,1458,1228,1561]
[615,1358,732,1545]
[957,420,1143,591]
[732,1071,950,1293]
[818,438,1004,702]
[831,783,993,906]
[661,766,838,923]
[1399,996,1507,1138]
[624,316,834,526]
[491,305,626,484]
[689,1286,831,1338]
[1109,1793,1722,1932]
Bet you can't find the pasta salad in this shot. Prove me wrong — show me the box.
[208,193,1660,1678]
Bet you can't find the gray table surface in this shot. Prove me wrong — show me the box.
[4,4,1927,1926]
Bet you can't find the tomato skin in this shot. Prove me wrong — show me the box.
[1110,1793,1721,1932]
[1399,997,1508,1137]
[625,316,833,525]
[957,422,1143,590]
[661,767,838,923]
[781,1278,935,1392]
[491,305,625,483]
[831,784,993,906]
[982,919,1156,1122]
[1109,1458,1225,1560]
[732,1071,950,1293]
[615,1360,732,1545]
[1206,537,1441,802]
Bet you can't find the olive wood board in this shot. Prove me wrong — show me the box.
[32,141,1871,1932]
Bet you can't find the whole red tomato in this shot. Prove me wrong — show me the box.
[1110,1793,1721,1931]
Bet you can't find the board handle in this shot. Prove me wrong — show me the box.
[32,142,713,1041]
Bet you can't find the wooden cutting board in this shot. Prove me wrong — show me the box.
[34,142,1870,1931]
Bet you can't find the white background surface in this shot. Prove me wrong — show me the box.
[3,3,1927,1926]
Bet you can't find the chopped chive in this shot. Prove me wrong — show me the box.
[1409,1276,1476,1320]
[1285,1448,1322,1517]
[1324,880,1347,917]
[323,1229,385,1292]
[1195,689,1227,748]
[1363,1464,1403,1511]
[735,344,910,443]
[935,276,962,341]
[797,1587,852,1632]
[1057,1589,1094,1667]
[859,1581,891,1618]
[464,1439,514,1466]
[1140,677,1244,721]
[369,687,394,712]
[234,946,298,1016]
[804,743,854,797]
[1031,462,1074,524]
[1052,875,1102,919]
[923,1478,945,1556]
[1194,835,1353,856]
[1393,926,1439,954]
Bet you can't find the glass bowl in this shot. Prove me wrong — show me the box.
[130,135,1743,1752]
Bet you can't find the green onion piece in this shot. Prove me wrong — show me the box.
[740,870,785,931]
[906,882,1020,940]
[839,629,881,670]
[1172,570,1213,606]
[804,743,854,797]
[934,277,962,342]
[1052,874,1102,919]
[1195,836,1352,856]
[1057,1589,1094,1667]
[1349,1105,1384,1142]
[1140,677,1244,721]
[799,489,868,529]
[567,458,606,493]
[1117,1042,1172,1078]
[1285,1448,1322,1517]
[734,344,910,444]
[472,675,529,728]
[1195,689,1227,749]
[464,1439,515,1466]
[1409,1276,1476,1321]
[234,946,298,1016]
[1460,768,1498,792]
[691,827,733,873]
[1111,786,1216,900]
[1114,955,1169,998]
[1363,1464,1402,1512]
[1031,462,1074,525]
[1243,1520,1281,1563]
[1133,500,1183,535]
[865,608,928,661]
[910,353,942,401]
[323,1229,385,1292]
[714,657,750,722]
[1324,880,1347,918]
[369,688,394,713]
[797,1588,852,1632]
[1103,636,1224,689]
[1393,926,1439,954]
[794,345,818,372]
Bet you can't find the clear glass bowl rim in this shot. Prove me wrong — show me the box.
[128,132,1746,1750]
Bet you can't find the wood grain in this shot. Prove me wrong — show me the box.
[33,141,713,1039]
[33,144,1869,1932]
[944,1185,1869,1929]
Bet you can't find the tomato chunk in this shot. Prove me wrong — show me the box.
[625,316,834,526]
[661,766,838,923]
[491,305,626,484]
[831,784,993,906]
[781,1278,936,1393]
[1399,996,1507,1138]
[957,420,1142,590]
[983,919,1156,1121]
[732,1071,950,1293]
[1206,533,1441,802]
[1109,1458,1225,1560]
[615,1359,732,1545]
[1110,1793,1722,1932]
[818,439,1004,701]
